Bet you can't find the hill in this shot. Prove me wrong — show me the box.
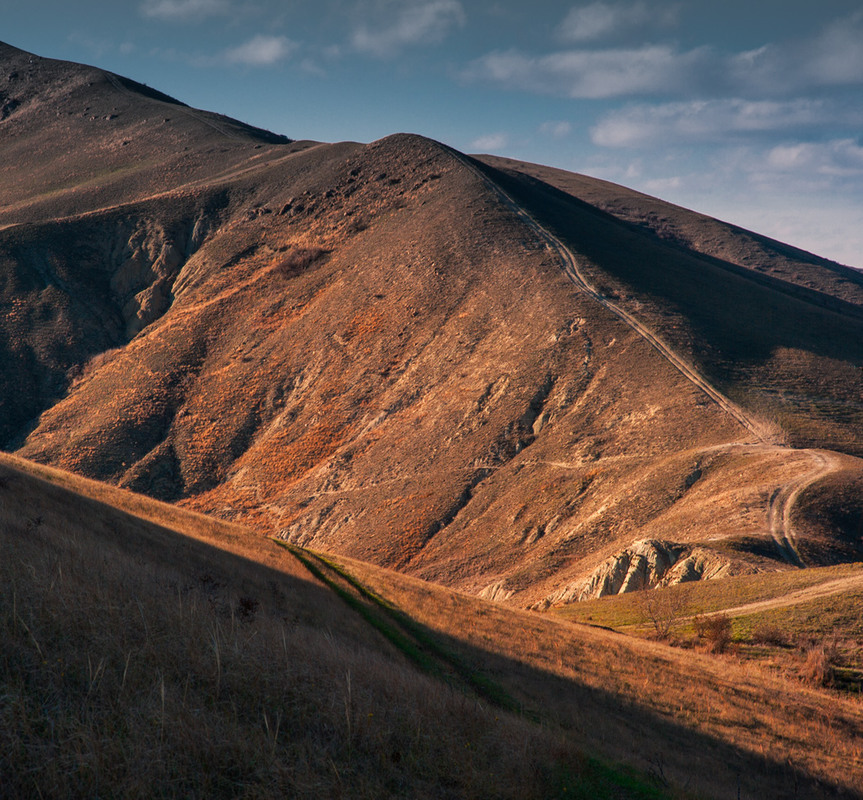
[3,452,862,798]
[2,40,862,611]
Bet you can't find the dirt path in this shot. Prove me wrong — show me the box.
[449,150,853,567]
[701,570,863,620]
[454,151,774,445]
[767,449,843,566]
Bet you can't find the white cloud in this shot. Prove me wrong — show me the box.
[465,11,863,100]
[225,35,297,66]
[463,45,703,99]
[470,133,508,151]
[801,11,863,85]
[140,0,230,20]
[539,121,572,138]
[765,139,863,178]
[558,1,673,43]
[641,175,682,192]
[352,0,465,58]
[590,99,857,147]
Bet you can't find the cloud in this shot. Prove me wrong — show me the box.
[800,11,863,85]
[465,11,863,100]
[68,32,136,59]
[225,35,297,66]
[581,143,863,267]
[352,0,465,58]
[539,121,572,138]
[765,139,863,178]
[470,133,508,151]
[590,99,860,147]
[463,45,704,99]
[140,0,230,20]
[558,1,674,43]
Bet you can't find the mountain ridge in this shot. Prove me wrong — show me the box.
[2,42,862,608]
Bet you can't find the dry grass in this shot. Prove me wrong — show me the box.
[554,564,863,631]
[5,454,863,797]
[334,552,863,799]
[0,455,667,799]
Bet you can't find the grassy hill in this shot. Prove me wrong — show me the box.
[3,452,862,798]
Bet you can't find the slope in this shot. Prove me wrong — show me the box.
[3,452,863,799]
[3,42,862,608]
[0,40,293,226]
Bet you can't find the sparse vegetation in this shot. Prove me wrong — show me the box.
[273,245,328,277]
[638,586,687,640]
[0,457,672,799]
[799,641,839,687]
[5,37,863,800]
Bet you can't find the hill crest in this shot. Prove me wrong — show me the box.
[2,42,862,609]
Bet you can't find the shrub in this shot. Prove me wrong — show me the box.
[694,613,732,654]
[750,623,787,647]
[637,589,685,640]
[798,638,840,687]
[274,247,327,277]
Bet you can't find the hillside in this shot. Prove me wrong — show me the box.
[2,40,862,611]
[3,452,862,799]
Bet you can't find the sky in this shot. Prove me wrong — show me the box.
[3,1,863,268]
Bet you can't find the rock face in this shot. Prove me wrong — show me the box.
[3,42,863,608]
[542,539,737,605]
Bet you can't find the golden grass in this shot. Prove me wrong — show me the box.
[553,563,863,631]
[332,552,863,799]
[6,451,863,798]
[0,454,670,799]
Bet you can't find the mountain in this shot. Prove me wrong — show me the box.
[2,41,862,612]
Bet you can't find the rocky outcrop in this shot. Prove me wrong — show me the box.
[542,539,734,606]
[478,580,514,602]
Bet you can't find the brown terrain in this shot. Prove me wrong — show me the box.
[3,42,862,610]
[3,39,863,797]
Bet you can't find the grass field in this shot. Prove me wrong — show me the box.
[3,452,863,798]
[0,453,674,799]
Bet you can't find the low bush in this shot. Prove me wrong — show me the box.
[694,613,733,654]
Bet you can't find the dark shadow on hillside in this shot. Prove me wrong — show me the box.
[473,159,863,456]
[3,456,859,798]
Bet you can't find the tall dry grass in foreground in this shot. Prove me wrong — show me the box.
[0,464,663,799]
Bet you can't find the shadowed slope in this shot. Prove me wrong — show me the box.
[477,156,863,457]
[3,451,863,799]
[1,452,675,799]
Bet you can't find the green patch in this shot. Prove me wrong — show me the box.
[551,563,863,633]
[560,758,672,799]
[277,541,524,714]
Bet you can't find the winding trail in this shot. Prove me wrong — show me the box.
[450,149,845,567]
[767,449,844,566]
[453,151,774,445]
[695,569,863,621]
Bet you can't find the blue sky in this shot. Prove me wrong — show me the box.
[4,1,863,268]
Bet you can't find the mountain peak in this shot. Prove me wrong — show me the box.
[2,42,863,611]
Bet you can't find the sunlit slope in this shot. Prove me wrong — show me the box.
[3,42,862,606]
